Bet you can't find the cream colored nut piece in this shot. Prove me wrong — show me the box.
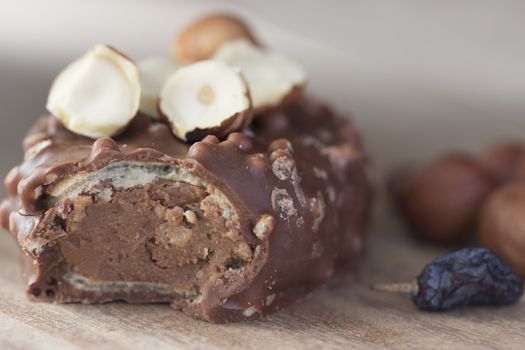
[172,14,258,65]
[213,39,307,111]
[46,45,141,138]
[159,60,252,142]
[137,57,177,119]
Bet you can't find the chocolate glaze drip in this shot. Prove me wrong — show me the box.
[1,97,372,322]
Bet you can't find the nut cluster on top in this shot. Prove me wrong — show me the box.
[46,14,307,142]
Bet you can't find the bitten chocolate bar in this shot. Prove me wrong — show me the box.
[1,99,371,322]
[1,14,372,323]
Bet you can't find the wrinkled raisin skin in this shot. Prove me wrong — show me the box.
[412,247,523,311]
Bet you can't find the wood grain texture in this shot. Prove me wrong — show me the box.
[1,202,524,350]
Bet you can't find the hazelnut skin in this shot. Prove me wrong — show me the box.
[172,14,258,65]
[480,141,525,184]
[479,182,525,278]
[390,154,496,244]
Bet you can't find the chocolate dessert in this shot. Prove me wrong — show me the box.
[0,14,372,322]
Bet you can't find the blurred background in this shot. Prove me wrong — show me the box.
[1,0,525,198]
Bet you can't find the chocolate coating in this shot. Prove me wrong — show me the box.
[1,97,371,322]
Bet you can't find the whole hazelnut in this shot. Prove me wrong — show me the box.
[479,182,525,278]
[390,154,495,244]
[480,141,525,184]
[172,14,258,65]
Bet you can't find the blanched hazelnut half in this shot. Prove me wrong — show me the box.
[137,57,178,119]
[213,39,307,112]
[159,60,252,142]
[172,14,258,65]
[46,45,141,139]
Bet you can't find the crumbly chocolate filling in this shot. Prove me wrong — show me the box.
[29,173,255,305]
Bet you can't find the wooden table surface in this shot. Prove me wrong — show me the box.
[1,202,524,350]
[1,1,525,349]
